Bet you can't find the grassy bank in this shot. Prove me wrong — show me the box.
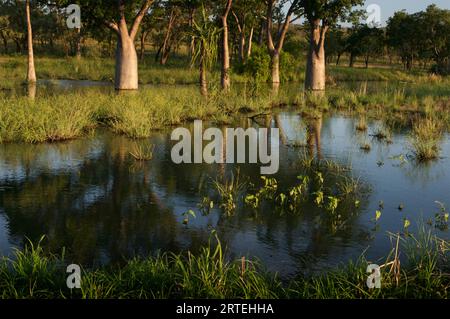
[0,55,438,88]
[0,230,448,299]
[0,81,449,144]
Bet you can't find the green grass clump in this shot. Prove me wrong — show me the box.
[0,229,448,299]
[0,94,96,143]
[409,117,444,161]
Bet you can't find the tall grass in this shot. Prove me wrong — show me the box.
[409,117,444,161]
[0,229,448,299]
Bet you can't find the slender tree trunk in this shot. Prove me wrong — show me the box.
[258,20,265,46]
[75,28,82,59]
[336,53,341,66]
[349,52,355,67]
[14,38,21,53]
[115,28,139,90]
[365,55,369,68]
[239,33,245,63]
[246,27,254,58]
[200,47,207,96]
[221,0,232,91]
[160,9,176,65]
[305,20,326,91]
[26,0,36,83]
[271,52,280,84]
[139,31,146,60]
[0,33,7,53]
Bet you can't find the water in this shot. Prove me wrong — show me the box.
[0,106,449,279]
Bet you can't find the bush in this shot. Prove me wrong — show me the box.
[240,45,271,83]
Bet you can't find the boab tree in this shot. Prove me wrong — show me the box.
[301,0,363,91]
[70,0,154,90]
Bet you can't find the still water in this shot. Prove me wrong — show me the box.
[0,103,449,278]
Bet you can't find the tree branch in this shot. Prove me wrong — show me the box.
[130,0,154,41]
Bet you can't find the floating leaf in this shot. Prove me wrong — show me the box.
[375,210,382,221]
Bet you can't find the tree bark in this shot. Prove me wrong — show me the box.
[266,0,296,86]
[221,0,233,91]
[108,0,153,90]
[271,52,280,84]
[200,46,207,96]
[160,9,177,65]
[305,19,327,91]
[0,33,7,53]
[75,28,82,59]
[246,27,254,58]
[26,0,36,83]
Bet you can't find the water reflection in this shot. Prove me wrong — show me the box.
[0,115,449,278]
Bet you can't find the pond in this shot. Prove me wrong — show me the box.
[0,87,449,279]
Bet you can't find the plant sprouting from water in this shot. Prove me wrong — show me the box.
[212,170,247,216]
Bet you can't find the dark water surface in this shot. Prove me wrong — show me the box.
[0,105,449,278]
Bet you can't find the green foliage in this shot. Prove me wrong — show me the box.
[0,230,448,299]
[240,45,271,82]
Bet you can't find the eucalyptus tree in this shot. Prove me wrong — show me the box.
[190,4,221,96]
[300,0,363,91]
[266,0,301,86]
[386,11,421,71]
[220,0,233,91]
[26,0,36,83]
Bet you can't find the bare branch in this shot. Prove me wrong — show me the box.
[130,0,154,40]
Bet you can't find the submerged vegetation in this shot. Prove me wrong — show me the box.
[0,229,448,299]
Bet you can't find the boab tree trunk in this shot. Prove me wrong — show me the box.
[305,19,327,91]
[107,0,153,90]
[26,0,36,83]
[221,0,233,91]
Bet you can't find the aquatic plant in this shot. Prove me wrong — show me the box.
[409,117,443,161]
[129,142,154,161]
[212,170,248,216]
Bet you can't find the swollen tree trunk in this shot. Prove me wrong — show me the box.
[108,0,153,90]
[26,0,36,83]
[221,0,232,91]
[305,20,327,91]
[115,28,139,90]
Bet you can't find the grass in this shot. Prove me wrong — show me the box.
[0,93,97,143]
[0,228,448,299]
[409,117,444,161]
[129,142,154,161]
